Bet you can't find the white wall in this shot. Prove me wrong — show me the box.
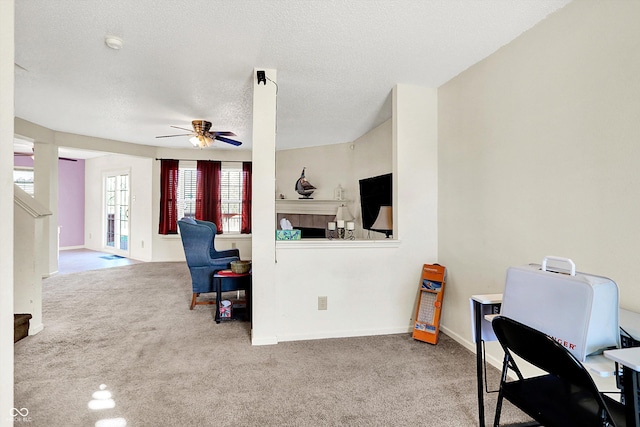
[438,0,640,366]
[271,84,438,342]
[84,154,154,261]
[0,1,14,423]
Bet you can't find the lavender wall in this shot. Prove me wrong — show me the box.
[58,159,85,247]
[13,155,33,167]
[13,155,86,248]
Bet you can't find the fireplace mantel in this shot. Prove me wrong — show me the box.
[275,199,348,215]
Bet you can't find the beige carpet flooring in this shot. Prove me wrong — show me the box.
[14,262,530,426]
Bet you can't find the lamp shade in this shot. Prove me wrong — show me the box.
[190,135,214,148]
[371,206,392,238]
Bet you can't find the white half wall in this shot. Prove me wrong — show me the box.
[272,84,438,342]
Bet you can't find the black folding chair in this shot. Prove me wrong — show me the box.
[492,315,626,427]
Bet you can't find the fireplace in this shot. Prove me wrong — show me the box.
[275,199,346,239]
[277,213,335,238]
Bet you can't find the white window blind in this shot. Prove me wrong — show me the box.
[178,168,197,221]
[221,163,242,233]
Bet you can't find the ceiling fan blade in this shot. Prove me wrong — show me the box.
[215,135,242,146]
[155,133,193,138]
[170,125,195,132]
[59,157,77,162]
[213,131,236,137]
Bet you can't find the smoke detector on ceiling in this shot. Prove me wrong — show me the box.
[104,36,123,50]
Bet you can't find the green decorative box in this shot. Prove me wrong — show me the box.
[276,230,301,240]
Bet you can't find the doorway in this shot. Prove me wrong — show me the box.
[104,171,130,255]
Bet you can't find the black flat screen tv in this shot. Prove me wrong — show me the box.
[359,173,392,231]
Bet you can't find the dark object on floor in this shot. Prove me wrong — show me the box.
[14,313,32,343]
[492,315,626,427]
[100,255,125,260]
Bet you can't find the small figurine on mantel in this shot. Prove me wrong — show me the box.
[295,167,316,199]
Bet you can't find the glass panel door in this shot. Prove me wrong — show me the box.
[104,172,129,254]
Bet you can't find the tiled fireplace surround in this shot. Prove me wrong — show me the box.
[275,200,345,238]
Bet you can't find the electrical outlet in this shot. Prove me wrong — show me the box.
[141,240,144,249]
[231,242,237,249]
[318,296,328,310]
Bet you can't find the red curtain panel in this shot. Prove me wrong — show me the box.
[241,162,252,234]
[158,159,179,234]
[195,160,222,233]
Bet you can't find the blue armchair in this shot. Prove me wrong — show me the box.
[178,218,240,309]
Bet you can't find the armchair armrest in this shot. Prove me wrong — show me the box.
[207,255,240,271]
[215,248,240,258]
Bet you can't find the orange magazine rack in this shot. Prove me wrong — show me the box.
[413,263,447,344]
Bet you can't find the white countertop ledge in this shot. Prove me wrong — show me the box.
[276,239,401,249]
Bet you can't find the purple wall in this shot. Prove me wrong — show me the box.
[58,159,85,247]
[14,155,33,167]
[13,155,86,248]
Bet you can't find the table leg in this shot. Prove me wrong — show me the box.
[214,275,221,324]
[622,366,640,426]
[246,278,252,322]
[474,300,485,427]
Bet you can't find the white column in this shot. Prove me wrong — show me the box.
[0,0,15,424]
[251,68,278,345]
[34,141,59,276]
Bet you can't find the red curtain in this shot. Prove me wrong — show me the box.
[241,162,252,234]
[195,160,222,233]
[158,159,179,234]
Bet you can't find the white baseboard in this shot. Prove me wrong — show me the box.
[251,333,278,346]
[275,326,412,343]
[28,323,44,336]
[440,324,504,372]
[60,245,85,251]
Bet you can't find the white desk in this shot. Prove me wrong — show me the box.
[604,347,640,426]
[471,294,640,427]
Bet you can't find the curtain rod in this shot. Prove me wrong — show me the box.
[154,158,248,162]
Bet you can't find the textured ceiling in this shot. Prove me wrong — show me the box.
[14,0,571,152]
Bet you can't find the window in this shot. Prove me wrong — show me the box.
[177,166,197,221]
[14,167,34,196]
[220,163,242,233]
[177,161,244,233]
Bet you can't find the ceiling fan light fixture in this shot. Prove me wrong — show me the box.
[189,136,200,147]
[189,135,214,148]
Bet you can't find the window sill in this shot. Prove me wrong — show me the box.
[216,233,252,240]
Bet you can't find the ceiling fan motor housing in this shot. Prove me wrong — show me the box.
[192,120,212,134]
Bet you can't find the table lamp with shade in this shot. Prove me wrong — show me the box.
[371,206,393,238]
